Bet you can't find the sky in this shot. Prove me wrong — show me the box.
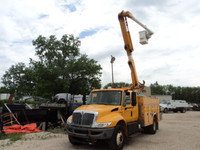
[0,0,200,88]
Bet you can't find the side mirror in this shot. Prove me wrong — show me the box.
[132,92,137,106]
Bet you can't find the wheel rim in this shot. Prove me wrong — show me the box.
[116,130,123,147]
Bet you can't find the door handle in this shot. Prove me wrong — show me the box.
[125,107,133,110]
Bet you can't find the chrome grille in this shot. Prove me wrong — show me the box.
[72,112,82,125]
[72,111,95,126]
[82,113,94,125]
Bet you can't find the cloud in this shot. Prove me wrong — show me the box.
[79,27,109,39]
[0,0,200,88]
[38,14,49,19]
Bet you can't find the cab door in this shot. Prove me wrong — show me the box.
[122,91,138,123]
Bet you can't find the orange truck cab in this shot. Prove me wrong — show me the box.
[66,88,160,150]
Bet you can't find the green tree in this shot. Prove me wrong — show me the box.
[30,34,81,98]
[28,60,64,98]
[150,82,200,103]
[2,34,102,100]
[150,81,165,95]
[31,34,102,99]
[103,82,131,89]
[0,86,9,93]
[68,54,102,103]
[1,63,34,97]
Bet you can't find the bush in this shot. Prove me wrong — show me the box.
[0,99,39,107]
[0,99,8,107]
[19,100,38,105]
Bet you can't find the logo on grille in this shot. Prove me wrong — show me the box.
[81,111,85,116]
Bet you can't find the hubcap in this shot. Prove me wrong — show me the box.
[116,131,123,147]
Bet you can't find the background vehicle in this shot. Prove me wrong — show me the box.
[160,100,189,113]
[53,93,73,104]
[52,93,83,117]
[66,10,159,150]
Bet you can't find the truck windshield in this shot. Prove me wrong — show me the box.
[86,91,122,105]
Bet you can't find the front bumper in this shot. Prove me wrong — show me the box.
[66,124,114,140]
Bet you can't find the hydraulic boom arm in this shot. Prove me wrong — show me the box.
[118,10,153,91]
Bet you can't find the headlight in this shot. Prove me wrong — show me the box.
[93,122,112,128]
[66,119,72,125]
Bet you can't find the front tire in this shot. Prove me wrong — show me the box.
[108,125,126,150]
[68,135,81,145]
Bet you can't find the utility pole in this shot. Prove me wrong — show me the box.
[110,55,115,87]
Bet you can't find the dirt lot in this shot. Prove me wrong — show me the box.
[1,111,200,150]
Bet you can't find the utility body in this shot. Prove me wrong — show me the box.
[66,11,160,150]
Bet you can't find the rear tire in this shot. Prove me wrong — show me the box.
[142,126,149,134]
[57,98,66,104]
[148,117,157,134]
[108,125,126,150]
[180,108,186,113]
[163,108,168,113]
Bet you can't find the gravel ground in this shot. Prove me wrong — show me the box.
[1,111,200,150]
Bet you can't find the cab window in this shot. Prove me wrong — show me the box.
[124,92,131,106]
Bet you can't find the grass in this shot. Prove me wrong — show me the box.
[0,133,24,141]
[47,126,66,134]
[0,133,24,147]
